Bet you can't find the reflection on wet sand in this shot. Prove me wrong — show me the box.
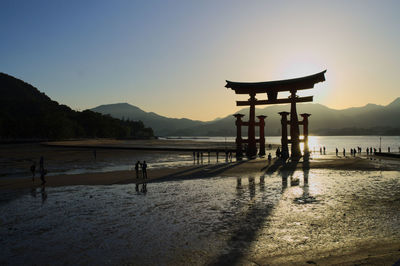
[215,158,314,265]
[135,183,148,194]
[30,184,48,204]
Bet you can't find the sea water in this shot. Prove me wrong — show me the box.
[163,136,400,154]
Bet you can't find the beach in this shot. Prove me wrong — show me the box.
[1,153,399,190]
[1,140,400,265]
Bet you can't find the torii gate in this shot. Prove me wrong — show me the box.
[226,70,326,158]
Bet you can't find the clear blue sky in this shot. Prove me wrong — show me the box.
[2,0,400,120]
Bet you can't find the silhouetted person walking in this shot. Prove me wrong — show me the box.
[323,146,326,155]
[30,162,36,182]
[267,153,272,164]
[135,161,140,179]
[343,148,346,157]
[335,148,338,157]
[142,161,147,179]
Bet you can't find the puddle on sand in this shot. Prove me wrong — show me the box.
[1,169,400,265]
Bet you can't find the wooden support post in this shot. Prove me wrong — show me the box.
[247,93,257,157]
[290,90,301,159]
[233,114,244,158]
[257,115,267,156]
[300,113,311,156]
[279,111,290,160]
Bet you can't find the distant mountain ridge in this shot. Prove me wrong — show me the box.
[92,98,400,136]
[92,103,205,136]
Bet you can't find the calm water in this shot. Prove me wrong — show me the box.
[165,136,400,154]
[1,169,399,265]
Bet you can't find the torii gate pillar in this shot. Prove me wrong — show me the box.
[247,93,257,157]
[279,111,289,160]
[257,115,267,156]
[300,113,311,156]
[233,114,244,157]
[290,90,302,159]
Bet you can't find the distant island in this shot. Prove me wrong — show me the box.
[0,73,154,141]
[92,99,400,137]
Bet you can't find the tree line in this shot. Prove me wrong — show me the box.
[0,73,154,140]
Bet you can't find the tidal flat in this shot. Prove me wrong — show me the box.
[1,169,400,265]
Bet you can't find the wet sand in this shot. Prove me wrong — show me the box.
[1,168,400,265]
[1,154,398,190]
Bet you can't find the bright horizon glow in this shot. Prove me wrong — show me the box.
[1,0,400,121]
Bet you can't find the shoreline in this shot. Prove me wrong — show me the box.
[2,155,399,190]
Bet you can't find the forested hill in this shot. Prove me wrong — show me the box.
[0,73,154,140]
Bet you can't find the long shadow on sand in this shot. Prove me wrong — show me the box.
[148,160,248,183]
[210,158,306,265]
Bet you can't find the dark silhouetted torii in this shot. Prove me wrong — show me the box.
[226,70,326,158]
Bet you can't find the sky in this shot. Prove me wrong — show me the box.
[1,0,400,121]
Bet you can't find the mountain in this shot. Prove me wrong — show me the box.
[0,73,154,140]
[92,103,205,136]
[92,98,400,136]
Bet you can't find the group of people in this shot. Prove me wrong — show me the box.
[275,146,289,160]
[192,151,233,162]
[335,146,393,157]
[30,156,47,185]
[134,160,148,179]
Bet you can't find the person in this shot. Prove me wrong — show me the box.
[388,147,391,153]
[320,147,322,155]
[343,148,346,157]
[142,161,147,179]
[276,147,281,158]
[40,167,47,185]
[335,148,338,157]
[367,148,369,156]
[30,162,36,182]
[267,153,272,163]
[135,161,140,179]
[323,146,326,155]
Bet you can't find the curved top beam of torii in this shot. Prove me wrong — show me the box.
[225,70,326,95]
